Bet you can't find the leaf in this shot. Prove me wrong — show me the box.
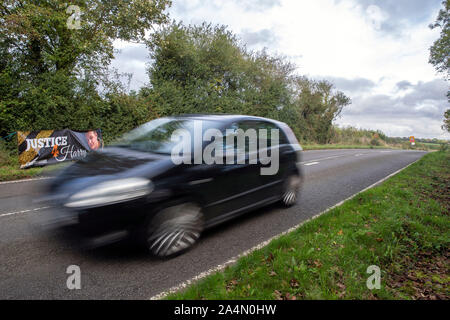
[313,260,322,268]
[291,256,297,266]
[273,290,282,300]
[290,278,299,288]
[337,283,346,290]
[265,252,274,263]
[226,279,238,292]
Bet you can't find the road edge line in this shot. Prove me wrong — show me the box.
[149,156,423,300]
[0,206,51,218]
[0,177,52,185]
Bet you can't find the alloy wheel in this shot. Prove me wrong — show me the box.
[147,203,203,257]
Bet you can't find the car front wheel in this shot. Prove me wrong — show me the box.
[281,174,301,207]
[145,202,204,257]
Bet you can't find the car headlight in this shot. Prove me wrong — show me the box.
[64,177,153,208]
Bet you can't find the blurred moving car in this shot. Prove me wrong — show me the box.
[42,114,303,257]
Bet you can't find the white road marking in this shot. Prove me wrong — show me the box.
[0,177,52,185]
[303,161,319,166]
[299,155,342,164]
[149,157,422,300]
[0,206,51,218]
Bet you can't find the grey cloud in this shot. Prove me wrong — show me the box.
[324,76,376,93]
[240,28,277,47]
[339,79,449,138]
[396,80,412,90]
[114,45,149,62]
[335,0,442,36]
[173,0,280,15]
[111,44,149,91]
[346,94,444,119]
[402,79,449,105]
[238,0,281,12]
[336,113,446,138]
[172,0,204,15]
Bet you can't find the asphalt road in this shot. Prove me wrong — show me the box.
[0,149,426,299]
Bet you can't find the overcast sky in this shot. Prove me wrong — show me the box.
[112,0,449,139]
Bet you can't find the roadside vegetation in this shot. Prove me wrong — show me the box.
[0,145,43,181]
[167,151,449,300]
[0,143,69,181]
[303,126,447,151]
[1,1,447,182]
[0,125,446,181]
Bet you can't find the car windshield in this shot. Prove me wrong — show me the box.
[113,118,221,154]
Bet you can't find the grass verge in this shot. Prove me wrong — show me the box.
[302,143,439,151]
[168,151,449,300]
[0,153,44,181]
[302,144,395,150]
[0,141,436,181]
[0,146,68,181]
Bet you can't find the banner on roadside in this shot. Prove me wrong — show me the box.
[17,129,103,169]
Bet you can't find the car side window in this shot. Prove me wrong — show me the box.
[223,122,239,153]
[254,121,288,148]
[235,121,258,154]
[220,120,288,155]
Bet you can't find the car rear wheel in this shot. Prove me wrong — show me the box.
[145,202,204,257]
[281,174,301,207]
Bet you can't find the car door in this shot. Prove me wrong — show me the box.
[203,121,263,223]
[254,121,291,199]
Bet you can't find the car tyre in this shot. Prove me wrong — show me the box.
[145,202,204,257]
[281,174,301,207]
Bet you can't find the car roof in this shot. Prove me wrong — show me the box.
[171,113,285,125]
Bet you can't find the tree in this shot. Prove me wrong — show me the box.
[147,23,294,118]
[443,109,450,132]
[147,22,351,144]
[0,0,170,79]
[429,1,450,133]
[429,0,450,79]
[286,77,350,143]
[0,0,170,139]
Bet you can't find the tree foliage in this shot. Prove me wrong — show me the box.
[443,109,450,133]
[1,2,351,149]
[0,0,170,141]
[429,0,450,133]
[429,0,450,79]
[280,77,350,144]
[147,23,350,143]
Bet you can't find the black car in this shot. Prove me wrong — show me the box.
[43,114,303,257]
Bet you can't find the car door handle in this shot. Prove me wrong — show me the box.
[188,178,214,185]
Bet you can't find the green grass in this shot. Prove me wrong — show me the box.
[302,144,395,150]
[415,142,442,150]
[302,143,440,151]
[0,147,69,181]
[0,140,437,181]
[168,151,449,300]
[0,152,45,181]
